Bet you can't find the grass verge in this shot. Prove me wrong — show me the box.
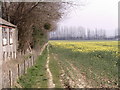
[18,47,48,88]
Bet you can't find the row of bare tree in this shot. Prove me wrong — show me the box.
[49,26,118,40]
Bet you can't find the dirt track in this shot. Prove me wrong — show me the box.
[46,45,55,88]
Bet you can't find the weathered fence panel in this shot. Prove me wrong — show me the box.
[2,43,48,88]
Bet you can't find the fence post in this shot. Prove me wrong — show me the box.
[17,64,20,77]
[28,59,29,68]
[33,56,34,65]
[31,56,32,66]
[9,70,12,88]
[24,60,25,74]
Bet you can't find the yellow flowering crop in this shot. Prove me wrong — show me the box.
[49,41,119,57]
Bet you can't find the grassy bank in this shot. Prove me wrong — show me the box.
[18,47,48,88]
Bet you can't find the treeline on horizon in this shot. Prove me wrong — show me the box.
[49,26,119,40]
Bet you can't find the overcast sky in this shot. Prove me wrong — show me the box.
[58,0,119,36]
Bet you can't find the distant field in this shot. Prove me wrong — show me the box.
[49,40,119,88]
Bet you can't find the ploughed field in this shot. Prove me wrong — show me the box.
[49,40,119,88]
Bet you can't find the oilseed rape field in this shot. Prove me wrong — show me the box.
[49,40,119,88]
[50,41,118,54]
[18,40,119,88]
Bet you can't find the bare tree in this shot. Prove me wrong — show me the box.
[2,2,63,51]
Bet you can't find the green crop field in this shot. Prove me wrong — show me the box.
[49,40,119,88]
[18,40,119,88]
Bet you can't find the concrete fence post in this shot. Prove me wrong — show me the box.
[32,56,34,65]
[9,70,12,88]
[24,60,25,74]
[31,57,32,67]
[29,56,32,67]
[17,64,20,77]
[28,59,29,68]
[28,59,30,68]
[25,60,27,74]
[32,56,34,66]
